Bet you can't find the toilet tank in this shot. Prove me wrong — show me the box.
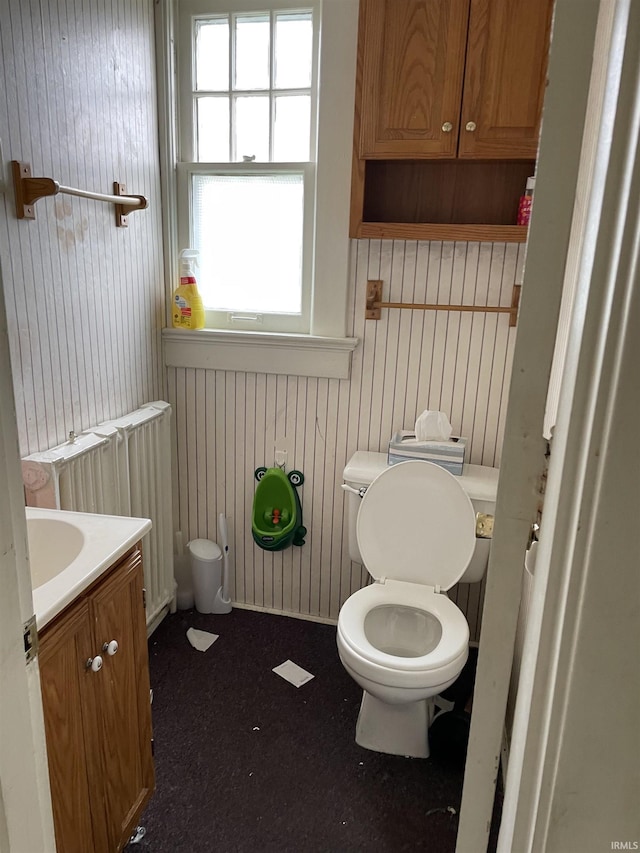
[342,451,499,584]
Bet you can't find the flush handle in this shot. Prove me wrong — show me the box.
[341,483,367,499]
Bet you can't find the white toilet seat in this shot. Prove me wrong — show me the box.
[337,580,469,690]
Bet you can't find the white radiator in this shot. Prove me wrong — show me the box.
[22,401,175,629]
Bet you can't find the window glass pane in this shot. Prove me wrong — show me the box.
[195,19,229,91]
[274,12,312,89]
[192,173,304,314]
[234,96,270,162]
[197,97,230,162]
[273,95,310,161]
[234,15,270,91]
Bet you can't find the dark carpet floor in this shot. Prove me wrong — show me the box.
[127,608,501,853]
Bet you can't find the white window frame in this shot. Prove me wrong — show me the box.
[158,0,359,378]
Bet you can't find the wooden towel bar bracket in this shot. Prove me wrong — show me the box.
[12,160,148,228]
[365,280,521,327]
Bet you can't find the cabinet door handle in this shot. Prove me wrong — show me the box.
[465,121,477,132]
[441,121,453,133]
[86,655,103,673]
[102,640,119,656]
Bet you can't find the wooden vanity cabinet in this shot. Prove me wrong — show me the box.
[38,546,154,853]
[351,0,554,240]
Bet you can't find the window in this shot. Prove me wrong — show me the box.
[164,0,359,377]
[178,1,318,333]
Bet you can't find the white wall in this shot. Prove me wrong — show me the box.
[0,0,165,457]
[168,238,525,633]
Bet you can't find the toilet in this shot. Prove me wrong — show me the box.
[337,452,498,759]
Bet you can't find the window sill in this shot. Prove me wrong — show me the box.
[162,328,359,380]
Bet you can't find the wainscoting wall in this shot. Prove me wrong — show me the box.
[0,0,165,456]
[168,239,525,637]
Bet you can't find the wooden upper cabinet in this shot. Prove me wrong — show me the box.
[358,0,470,158]
[458,0,554,158]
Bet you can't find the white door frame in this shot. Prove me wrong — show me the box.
[499,0,640,847]
[0,264,56,850]
[457,1,639,850]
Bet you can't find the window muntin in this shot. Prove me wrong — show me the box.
[191,10,313,164]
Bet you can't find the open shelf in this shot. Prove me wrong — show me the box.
[351,159,534,243]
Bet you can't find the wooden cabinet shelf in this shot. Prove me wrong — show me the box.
[356,222,528,243]
[350,0,553,241]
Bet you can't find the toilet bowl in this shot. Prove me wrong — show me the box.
[337,459,483,758]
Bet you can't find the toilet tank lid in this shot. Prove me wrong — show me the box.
[343,451,388,485]
[344,451,499,503]
[457,464,500,503]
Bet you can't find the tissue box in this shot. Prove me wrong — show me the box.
[387,430,467,475]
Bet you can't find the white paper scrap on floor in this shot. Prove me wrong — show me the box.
[186,628,219,652]
[272,660,314,687]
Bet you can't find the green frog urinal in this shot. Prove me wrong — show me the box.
[252,467,306,551]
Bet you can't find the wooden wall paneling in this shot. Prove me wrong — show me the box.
[358,241,379,451]
[367,240,392,448]
[483,244,518,465]
[300,377,316,613]
[233,372,246,603]
[439,244,466,421]
[307,377,325,614]
[331,377,352,619]
[459,243,491,454]
[175,369,189,546]
[195,369,207,540]
[318,379,337,616]
[244,372,257,604]
[273,373,287,610]
[224,371,237,596]
[390,241,416,434]
[448,245,475,433]
[350,240,371,456]
[0,0,165,457]
[426,242,451,412]
[253,373,266,605]
[185,369,198,543]
[293,376,309,613]
[378,241,404,445]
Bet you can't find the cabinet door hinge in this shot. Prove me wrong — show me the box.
[142,587,147,610]
[23,614,38,664]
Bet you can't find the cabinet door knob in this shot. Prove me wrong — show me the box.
[465,121,477,132]
[441,121,453,133]
[102,640,119,656]
[86,655,103,672]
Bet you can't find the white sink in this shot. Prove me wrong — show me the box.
[26,507,152,629]
[27,517,86,588]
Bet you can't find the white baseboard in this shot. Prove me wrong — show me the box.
[231,601,337,627]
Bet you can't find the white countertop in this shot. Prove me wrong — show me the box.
[26,507,152,630]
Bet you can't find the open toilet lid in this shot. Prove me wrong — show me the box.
[356,460,476,590]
